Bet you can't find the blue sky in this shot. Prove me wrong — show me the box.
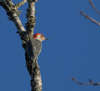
[0,0,100,91]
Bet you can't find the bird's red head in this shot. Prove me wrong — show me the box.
[33,33,46,42]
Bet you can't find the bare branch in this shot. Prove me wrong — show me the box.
[0,1,42,91]
[25,55,42,91]
[88,0,100,15]
[25,1,42,91]
[72,77,100,86]
[80,10,100,26]
[26,0,36,35]
[75,0,100,88]
[89,0,96,9]
[0,1,26,33]
[15,0,27,9]
[25,36,42,91]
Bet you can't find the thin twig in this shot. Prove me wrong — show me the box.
[80,10,100,26]
[72,77,100,86]
[88,0,100,15]
[15,0,27,9]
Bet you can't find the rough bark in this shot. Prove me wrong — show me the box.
[0,0,42,91]
[26,0,36,35]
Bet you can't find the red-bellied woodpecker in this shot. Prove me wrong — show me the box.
[25,33,47,75]
[32,33,46,58]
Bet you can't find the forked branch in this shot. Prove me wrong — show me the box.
[0,0,42,91]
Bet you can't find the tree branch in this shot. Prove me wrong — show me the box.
[25,58,42,91]
[88,0,100,15]
[15,0,27,9]
[31,60,42,91]
[80,10,100,26]
[74,0,100,88]
[0,1,26,33]
[0,0,43,91]
[72,77,100,86]
[26,0,36,35]
[25,1,42,91]
[25,36,42,91]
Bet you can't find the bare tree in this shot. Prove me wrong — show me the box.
[0,0,42,91]
[73,0,100,86]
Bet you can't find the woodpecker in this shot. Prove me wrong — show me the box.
[25,33,47,75]
[32,33,46,58]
